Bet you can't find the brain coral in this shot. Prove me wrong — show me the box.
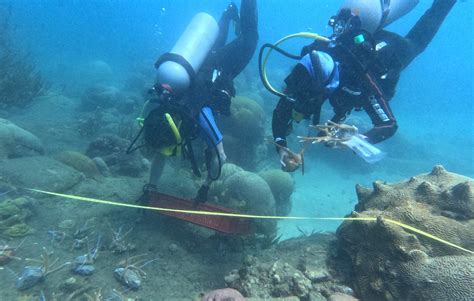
[259,169,295,216]
[392,250,474,300]
[219,96,267,170]
[225,96,265,144]
[55,151,100,178]
[210,164,277,237]
[333,166,474,301]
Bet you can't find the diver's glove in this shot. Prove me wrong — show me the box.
[279,148,300,173]
[194,184,210,205]
[212,89,232,116]
[136,183,157,205]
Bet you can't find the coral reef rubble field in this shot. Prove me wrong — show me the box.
[0,193,246,300]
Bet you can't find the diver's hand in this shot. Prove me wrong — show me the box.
[216,141,227,163]
[279,149,300,173]
[194,184,210,205]
[136,184,157,205]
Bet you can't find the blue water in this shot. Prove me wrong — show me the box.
[7,0,474,238]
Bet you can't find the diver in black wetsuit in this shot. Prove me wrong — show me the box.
[141,0,258,202]
[272,0,456,172]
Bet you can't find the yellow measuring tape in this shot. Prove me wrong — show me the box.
[28,188,473,255]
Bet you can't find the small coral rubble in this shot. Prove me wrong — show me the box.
[86,134,145,177]
[224,234,353,301]
[0,197,34,237]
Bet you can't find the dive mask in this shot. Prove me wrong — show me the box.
[329,8,362,37]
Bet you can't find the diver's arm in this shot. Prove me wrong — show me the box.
[239,0,258,38]
[214,2,239,49]
[363,123,398,144]
[193,106,226,203]
[193,140,226,204]
[272,58,318,148]
[272,97,300,171]
[311,105,323,126]
[404,0,456,63]
[362,96,398,144]
[212,0,258,79]
[272,96,293,149]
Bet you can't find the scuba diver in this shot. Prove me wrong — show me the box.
[134,0,258,202]
[270,0,456,171]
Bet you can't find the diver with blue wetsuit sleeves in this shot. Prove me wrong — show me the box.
[272,0,456,172]
[138,0,258,202]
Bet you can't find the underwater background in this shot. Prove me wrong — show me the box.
[0,0,473,300]
[12,0,470,234]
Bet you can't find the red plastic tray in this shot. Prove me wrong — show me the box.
[148,192,251,234]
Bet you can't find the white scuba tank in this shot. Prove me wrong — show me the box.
[339,0,419,33]
[156,13,219,94]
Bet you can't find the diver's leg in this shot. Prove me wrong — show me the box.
[148,153,165,187]
[239,0,258,37]
[214,0,258,79]
[405,0,456,60]
[214,2,239,49]
[137,153,165,205]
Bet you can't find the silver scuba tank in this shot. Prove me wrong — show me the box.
[155,13,219,94]
[339,0,419,33]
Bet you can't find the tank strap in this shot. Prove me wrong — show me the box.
[154,53,197,82]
